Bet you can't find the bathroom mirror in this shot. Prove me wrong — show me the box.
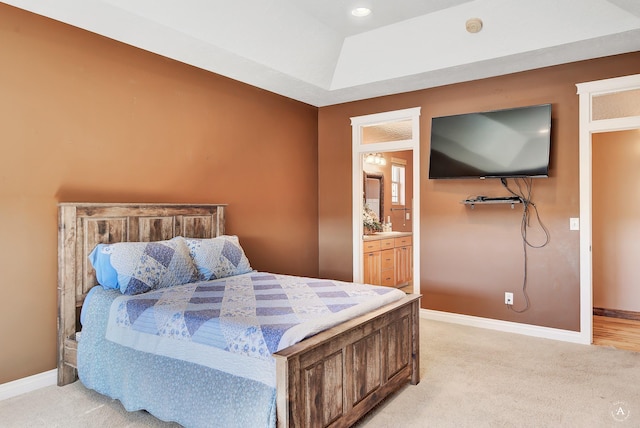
[364,172,384,221]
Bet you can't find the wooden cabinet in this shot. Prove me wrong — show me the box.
[363,241,382,285]
[363,235,412,289]
[394,236,412,286]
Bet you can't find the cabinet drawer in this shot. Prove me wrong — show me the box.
[381,273,395,286]
[363,240,381,252]
[381,249,394,270]
[380,239,395,250]
[394,236,412,247]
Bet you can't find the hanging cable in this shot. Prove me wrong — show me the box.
[500,177,550,313]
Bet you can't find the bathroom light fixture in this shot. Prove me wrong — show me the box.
[365,153,386,165]
[352,7,371,17]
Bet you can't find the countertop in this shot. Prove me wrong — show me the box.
[363,231,412,241]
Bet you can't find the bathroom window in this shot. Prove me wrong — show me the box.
[391,163,405,205]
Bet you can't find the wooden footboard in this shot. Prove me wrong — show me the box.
[274,294,420,428]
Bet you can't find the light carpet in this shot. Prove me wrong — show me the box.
[1,319,638,427]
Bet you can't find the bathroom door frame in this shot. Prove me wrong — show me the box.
[351,107,421,293]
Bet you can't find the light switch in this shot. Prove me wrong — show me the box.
[570,218,580,231]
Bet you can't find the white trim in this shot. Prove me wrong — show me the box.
[585,116,640,133]
[0,369,57,401]
[350,107,421,128]
[577,81,593,346]
[576,73,640,94]
[351,107,421,294]
[420,309,588,345]
[576,73,640,347]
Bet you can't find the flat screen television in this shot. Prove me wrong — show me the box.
[428,104,551,179]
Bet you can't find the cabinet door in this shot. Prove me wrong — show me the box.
[394,245,412,286]
[363,250,381,285]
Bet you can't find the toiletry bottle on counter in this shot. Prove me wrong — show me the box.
[383,216,392,232]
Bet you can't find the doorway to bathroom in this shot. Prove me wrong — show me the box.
[351,107,421,293]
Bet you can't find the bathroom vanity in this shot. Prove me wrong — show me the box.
[363,232,412,293]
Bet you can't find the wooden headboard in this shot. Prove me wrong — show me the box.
[57,203,226,385]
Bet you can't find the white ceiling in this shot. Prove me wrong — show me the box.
[5,0,640,106]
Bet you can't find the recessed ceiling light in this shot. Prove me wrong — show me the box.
[352,7,372,17]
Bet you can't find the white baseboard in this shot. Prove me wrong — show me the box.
[420,309,590,345]
[0,369,57,401]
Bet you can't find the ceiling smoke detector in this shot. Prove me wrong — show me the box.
[465,17,483,33]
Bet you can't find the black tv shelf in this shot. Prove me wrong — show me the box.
[462,197,522,209]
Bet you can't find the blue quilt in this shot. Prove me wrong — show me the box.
[79,286,278,428]
[104,271,405,388]
[80,272,405,427]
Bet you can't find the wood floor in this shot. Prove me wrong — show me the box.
[593,315,640,352]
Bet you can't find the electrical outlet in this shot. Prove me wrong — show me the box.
[505,292,514,305]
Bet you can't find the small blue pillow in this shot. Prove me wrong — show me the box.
[88,244,119,289]
[183,235,253,281]
[88,237,199,295]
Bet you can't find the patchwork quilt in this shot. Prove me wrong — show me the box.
[105,271,405,387]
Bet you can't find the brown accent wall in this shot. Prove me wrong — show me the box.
[319,52,640,332]
[593,129,640,312]
[0,5,318,384]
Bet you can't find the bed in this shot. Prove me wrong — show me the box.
[57,203,420,427]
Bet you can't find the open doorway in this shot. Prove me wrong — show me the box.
[577,74,640,345]
[591,129,640,352]
[351,108,421,294]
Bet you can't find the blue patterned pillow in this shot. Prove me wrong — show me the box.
[88,237,199,295]
[183,235,253,281]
